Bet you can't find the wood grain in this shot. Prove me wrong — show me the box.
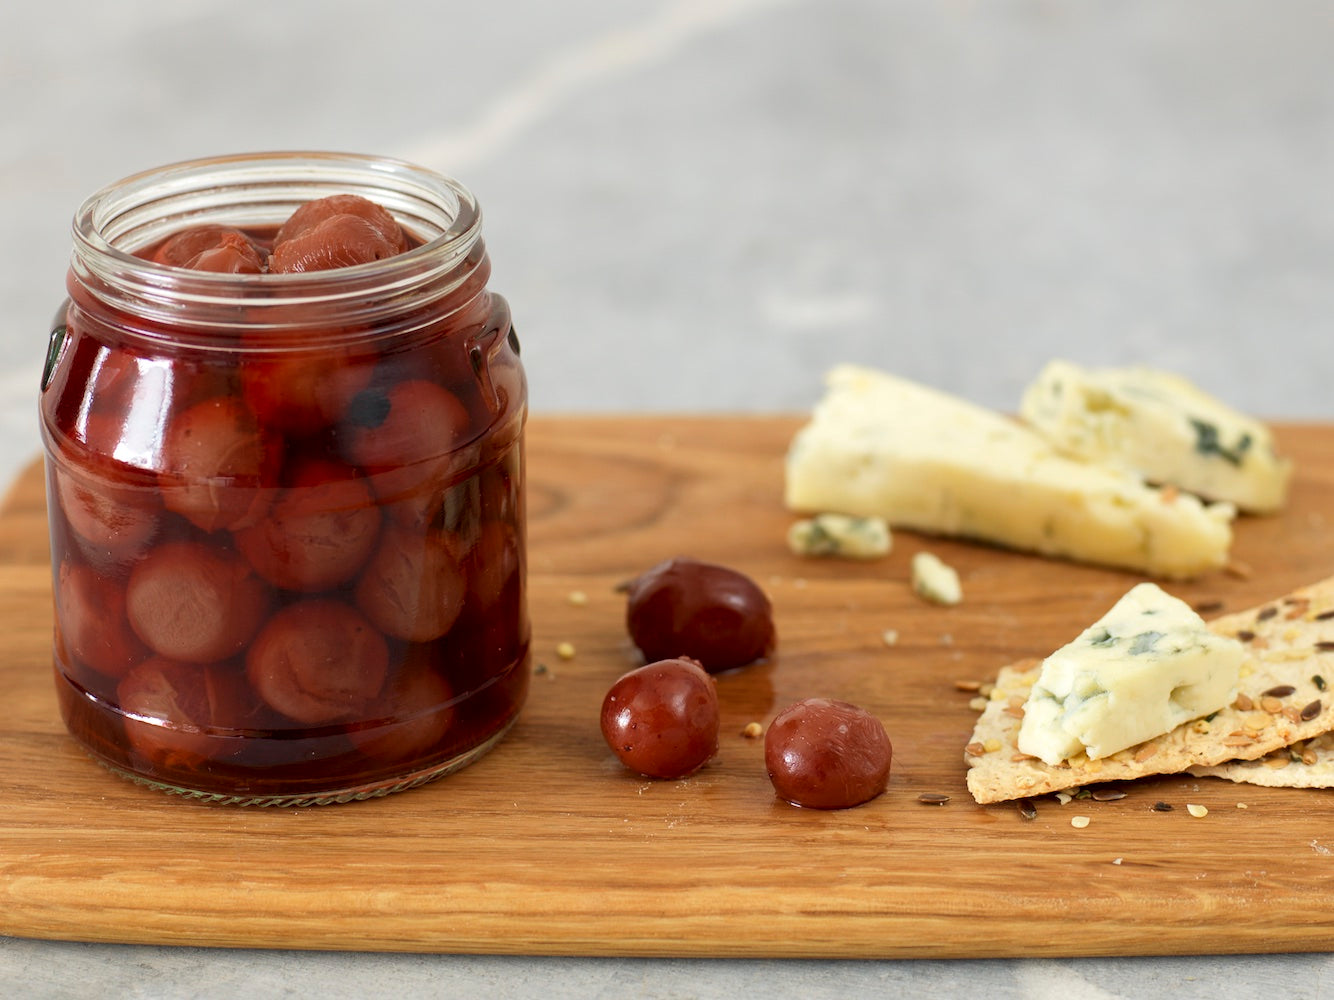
[2,416,1334,958]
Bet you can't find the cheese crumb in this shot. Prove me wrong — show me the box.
[911,552,962,606]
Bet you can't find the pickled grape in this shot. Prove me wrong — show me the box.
[355,523,468,642]
[118,658,252,767]
[245,599,389,724]
[55,560,145,678]
[600,658,720,779]
[623,557,775,672]
[152,225,264,273]
[125,541,271,664]
[349,663,455,763]
[268,195,407,275]
[273,194,406,254]
[234,459,381,592]
[157,396,283,532]
[764,698,892,810]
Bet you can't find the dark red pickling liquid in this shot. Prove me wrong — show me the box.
[43,203,529,801]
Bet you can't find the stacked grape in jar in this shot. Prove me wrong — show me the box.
[40,153,529,805]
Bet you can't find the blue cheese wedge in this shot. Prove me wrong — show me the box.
[787,513,892,559]
[1017,583,1244,765]
[784,365,1235,579]
[1019,360,1291,514]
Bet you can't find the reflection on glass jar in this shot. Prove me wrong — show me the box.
[40,153,529,805]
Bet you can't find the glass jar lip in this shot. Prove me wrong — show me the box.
[70,151,485,327]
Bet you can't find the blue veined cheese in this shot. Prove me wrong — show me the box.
[1019,360,1291,514]
[783,365,1235,579]
[1017,583,1245,765]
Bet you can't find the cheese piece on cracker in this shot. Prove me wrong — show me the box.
[966,575,1334,804]
[1017,583,1243,765]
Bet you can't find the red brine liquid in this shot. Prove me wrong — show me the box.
[42,173,530,804]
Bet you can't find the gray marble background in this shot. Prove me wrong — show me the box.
[4,1,1334,997]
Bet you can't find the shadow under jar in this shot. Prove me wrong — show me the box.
[40,152,530,805]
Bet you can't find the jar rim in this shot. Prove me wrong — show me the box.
[69,151,486,340]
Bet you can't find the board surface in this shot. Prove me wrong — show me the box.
[2,416,1333,958]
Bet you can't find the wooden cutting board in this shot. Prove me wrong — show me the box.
[3,416,1334,959]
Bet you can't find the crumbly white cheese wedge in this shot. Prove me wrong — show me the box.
[783,365,1235,579]
[911,551,961,605]
[1017,583,1244,765]
[787,513,891,559]
[1019,360,1291,514]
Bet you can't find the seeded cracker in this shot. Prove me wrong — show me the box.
[1187,730,1334,789]
[965,575,1334,804]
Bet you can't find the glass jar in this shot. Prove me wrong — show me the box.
[40,152,529,805]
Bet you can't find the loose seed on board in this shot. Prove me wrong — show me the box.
[740,722,763,739]
[917,793,950,805]
[1226,560,1254,579]
[1090,789,1127,801]
[1194,599,1224,614]
[1070,815,1091,829]
[954,679,983,692]
[1152,801,1174,812]
[1017,800,1038,821]
[1186,803,1209,818]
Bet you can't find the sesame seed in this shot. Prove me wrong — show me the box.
[1071,816,1090,829]
[555,641,576,660]
[566,590,589,607]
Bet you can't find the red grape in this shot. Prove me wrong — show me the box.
[600,657,719,779]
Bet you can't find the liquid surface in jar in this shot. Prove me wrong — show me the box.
[43,192,529,803]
